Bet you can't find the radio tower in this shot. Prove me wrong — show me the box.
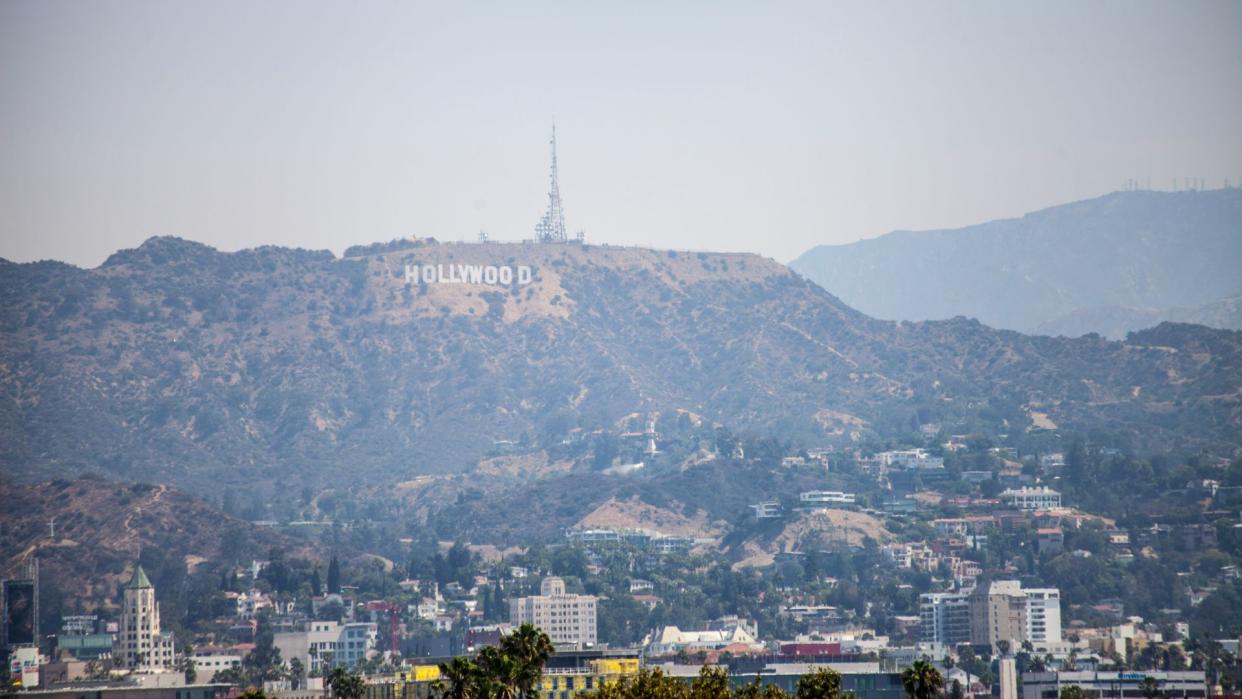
[534,123,568,243]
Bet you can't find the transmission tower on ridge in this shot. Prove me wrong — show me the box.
[534,123,568,243]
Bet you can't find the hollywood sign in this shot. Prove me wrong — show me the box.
[404,263,534,286]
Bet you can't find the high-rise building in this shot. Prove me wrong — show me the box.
[919,592,971,646]
[509,577,597,647]
[922,583,1062,652]
[113,565,176,671]
[970,581,1028,652]
[1023,588,1062,647]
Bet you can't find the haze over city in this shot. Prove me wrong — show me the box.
[2,0,1241,268]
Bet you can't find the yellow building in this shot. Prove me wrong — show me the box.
[362,665,442,699]
[360,657,638,699]
[539,658,641,699]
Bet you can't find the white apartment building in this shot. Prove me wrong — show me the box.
[919,592,972,646]
[509,577,598,647]
[1001,487,1062,511]
[274,620,378,675]
[1024,588,1062,647]
[799,491,857,505]
[113,566,176,672]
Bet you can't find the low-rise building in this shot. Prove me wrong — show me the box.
[800,491,857,505]
[751,502,783,519]
[1001,487,1062,511]
[876,449,945,470]
[1021,671,1207,699]
[643,621,765,656]
[1036,528,1065,555]
[189,648,243,680]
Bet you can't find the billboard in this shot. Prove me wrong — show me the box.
[3,580,36,647]
[10,646,39,687]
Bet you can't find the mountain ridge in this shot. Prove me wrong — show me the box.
[1,235,1238,496]
[789,189,1242,334]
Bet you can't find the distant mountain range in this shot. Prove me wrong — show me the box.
[790,189,1242,338]
[1,236,1239,496]
[1034,294,1242,339]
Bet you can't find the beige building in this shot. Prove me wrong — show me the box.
[113,565,176,671]
[509,577,597,647]
[970,581,1028,652]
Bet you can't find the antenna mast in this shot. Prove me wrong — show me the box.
[534,123,568,243]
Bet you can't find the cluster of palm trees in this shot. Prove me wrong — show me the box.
[433,624,556,699]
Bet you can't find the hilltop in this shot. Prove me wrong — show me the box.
[0,477,316,629]
[1,236,1240,497]
[790,189,1242,335]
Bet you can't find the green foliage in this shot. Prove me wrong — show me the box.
[795,668,842,699]
[327,554,342,594]
[431,624,554,699]
[901,660,944,699]
[328,667,366,699]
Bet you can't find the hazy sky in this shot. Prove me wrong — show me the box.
[2,1,1240,268]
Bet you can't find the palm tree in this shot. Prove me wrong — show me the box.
[435,657,480,699]
[501,624,555,697]
[477,645,522,699]
[289,658,306,691]
[901,660,944,699]
[1139,676,1163,699]
[327,667,366,699]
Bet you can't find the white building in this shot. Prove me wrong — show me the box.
[1000,486,1062,510]
[751,502,783,519]
[189,649,242,680]
[113,566,176,672]
[415,598,441,621]
[1021,672,1207,699]
[232,589,274,620]
[509,577,598,647]
[921,583,1061,651]
[1024,588,1062,647]
[876,449,944,470]
[643,619,765,656]
[799,491,857,505]
[273,620,377,675]
[919,592,972,646]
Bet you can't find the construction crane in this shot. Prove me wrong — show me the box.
[365,601,402,657]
